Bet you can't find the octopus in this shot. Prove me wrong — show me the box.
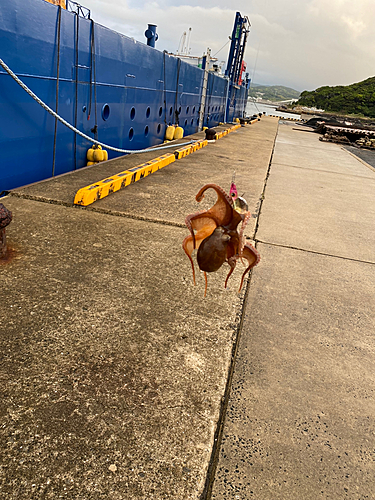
[182,183,260,296]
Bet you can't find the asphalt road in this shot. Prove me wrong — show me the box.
[345,145,375,170]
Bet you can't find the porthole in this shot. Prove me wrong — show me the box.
[192,106,196,114]
[157,124,161,134]
[101,104,110,121]
[129,128,134,140]
[169,106,173,116]
[178,106,182,114]
[184,119,188,126]
[146,107,151,118]
[191,118,194,125]
[144,126,149,137]
[159,106,163,117]
[82,105,87,113]
[130,107,136,120]
[186,106,189,114]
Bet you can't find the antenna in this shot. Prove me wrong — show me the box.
[177,31,186,55]
[177,28,192,55]
[186,27,192,55]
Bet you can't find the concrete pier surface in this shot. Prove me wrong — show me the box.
[1,117,375,499]
[211,122,375,499]
[0,118,277,499]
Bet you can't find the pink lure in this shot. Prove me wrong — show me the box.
[229,182,238,200]
[229,181,248,214]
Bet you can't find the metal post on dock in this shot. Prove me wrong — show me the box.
[198,48,211,131]
[0,204,12,259]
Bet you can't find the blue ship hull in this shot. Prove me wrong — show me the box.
[0,0,249,192]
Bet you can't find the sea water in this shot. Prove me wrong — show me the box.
[246,101,301,120]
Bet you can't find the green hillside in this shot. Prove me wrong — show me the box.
[297,77,375,117]
[248,85,300,102]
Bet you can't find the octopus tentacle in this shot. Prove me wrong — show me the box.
[195,184,235,228]
[224,256,237,288]
[238,243,261,292]
[182,223,219,285]
[182,235,196,285]
[238,211,251,257]
[196,183,233,206]
[185,212,219,249]
[185,210,205,233]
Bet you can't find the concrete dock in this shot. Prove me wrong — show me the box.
[1,117,375,499]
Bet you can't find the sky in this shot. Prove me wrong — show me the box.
[80,0,375,92]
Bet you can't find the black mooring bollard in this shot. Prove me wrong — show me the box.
[205,128,217,141]
[0,203,12,259]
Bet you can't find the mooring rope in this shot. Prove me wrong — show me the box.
[52,5,62,176]
[0,57,195,154]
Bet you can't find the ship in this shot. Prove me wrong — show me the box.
[0,0,251,193]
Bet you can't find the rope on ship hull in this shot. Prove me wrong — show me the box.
[73,11,79,169]
[0,57,195,154]
[52,5,62,176]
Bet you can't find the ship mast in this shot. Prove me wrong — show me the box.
[225,12,250,85]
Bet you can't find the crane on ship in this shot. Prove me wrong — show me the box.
[225,12,251,86]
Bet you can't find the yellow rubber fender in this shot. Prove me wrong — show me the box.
[174,126,184,140]
[87,144,104,162]
[98,149,108,161]
[165,125,175,141]
[94,148,107,162]
[87,147,95,162]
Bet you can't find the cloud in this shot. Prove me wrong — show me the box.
[82,0,375,91]
[83,0,237,59]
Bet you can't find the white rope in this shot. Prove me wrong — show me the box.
[0,57,195,154]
